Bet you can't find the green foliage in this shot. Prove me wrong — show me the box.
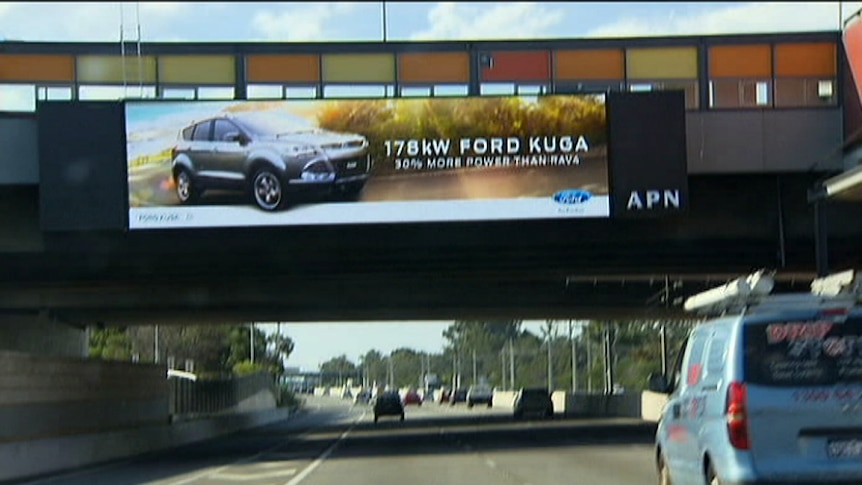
[124,323,296,378]
[277,385,302,408]
[232,359,266,376]
[89,326,132,361]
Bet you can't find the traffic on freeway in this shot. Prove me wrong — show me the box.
[19,395,656,485]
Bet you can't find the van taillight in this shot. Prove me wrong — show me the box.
[726,381,750,450]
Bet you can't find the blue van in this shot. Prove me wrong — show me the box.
[651,271,862,485]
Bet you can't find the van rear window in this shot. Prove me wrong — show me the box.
[744,317,862,387]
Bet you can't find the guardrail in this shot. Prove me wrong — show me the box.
[168,371,275,416]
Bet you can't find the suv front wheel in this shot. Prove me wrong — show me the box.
[175,168,200,204]
[252,168,286,211]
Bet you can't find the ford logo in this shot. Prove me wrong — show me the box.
[553,189,592,205]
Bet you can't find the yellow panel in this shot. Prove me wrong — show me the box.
[626,47,698,80]
[0,55,75,82]
[322,54,395,83]
[159,56,235,84]
[76,56,156,83]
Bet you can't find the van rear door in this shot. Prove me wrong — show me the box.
[743,313,862,482]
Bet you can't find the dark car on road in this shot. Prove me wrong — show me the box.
[373,391,405,423]
[171,111,371,211]
[513,388,554,419]
[449,388,468,406]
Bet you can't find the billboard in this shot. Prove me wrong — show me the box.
[125,95,609,229]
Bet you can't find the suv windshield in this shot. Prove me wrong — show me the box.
[744,316,862,387]
[231,111,317,137]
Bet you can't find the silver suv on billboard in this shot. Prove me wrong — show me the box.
[170,111,371,211]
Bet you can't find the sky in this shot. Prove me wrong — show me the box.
[5,1,861,369]
[0,2,859,42]
[257,320,558,372]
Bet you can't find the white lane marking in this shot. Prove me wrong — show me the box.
[282,412,365,485]
[211,469,297,481]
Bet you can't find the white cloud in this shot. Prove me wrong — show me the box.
[252,2,360,41]
[587,2,849,38]
[411,2,565,41]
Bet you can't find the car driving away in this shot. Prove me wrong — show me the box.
[466,385,493,408]
[373,391,405,423]
[513,388,554,420]
[171,110,371,211]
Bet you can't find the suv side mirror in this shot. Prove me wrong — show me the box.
[648,373,671,393]
[224,131,245,144]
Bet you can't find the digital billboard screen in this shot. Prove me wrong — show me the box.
[125,95,609,229]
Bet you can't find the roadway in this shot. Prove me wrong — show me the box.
[18,395,658,485]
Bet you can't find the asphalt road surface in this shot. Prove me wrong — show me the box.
[19,396,657,485]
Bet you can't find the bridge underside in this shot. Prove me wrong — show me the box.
[0,173,861,325]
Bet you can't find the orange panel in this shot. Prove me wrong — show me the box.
[845,18,862,102]
[0,54,74,82]
[709,45,772,78]
[775,42,837,77]
[398,52,469,83]
[554,49,623,80]
[481,51,549,82]
[246,54,320,83]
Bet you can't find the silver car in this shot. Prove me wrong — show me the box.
[171,111,371,211]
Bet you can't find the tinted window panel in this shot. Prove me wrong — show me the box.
[744,317,862,387]
[212,119,237,141]
[192,121,211,141]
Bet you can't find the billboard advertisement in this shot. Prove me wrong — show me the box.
[125,95,609,229]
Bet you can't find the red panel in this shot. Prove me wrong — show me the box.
[480,50,550,82]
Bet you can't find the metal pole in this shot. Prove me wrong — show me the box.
[472,349,477,385]
[381,1,388,42]
[586,327,592,393]
[509,338,515,390]
[660,322,668,376]
[250,323,255,364]
[547,333,553,391]
[154,325,159,363]
[501,348,507,390]
[570,321,577,392]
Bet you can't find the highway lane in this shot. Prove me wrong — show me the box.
[18,396,658,485]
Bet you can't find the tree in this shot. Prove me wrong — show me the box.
[360,350,387,387]
[319,355,358,386]
[89,326,132,361]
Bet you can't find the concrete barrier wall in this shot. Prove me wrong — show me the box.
[0,315,85,357]
[641,391,669,422]
[0,407,292,482]
[492,389,652,420]
[0,351,168,441]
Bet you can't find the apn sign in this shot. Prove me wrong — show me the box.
[626,189,682,210]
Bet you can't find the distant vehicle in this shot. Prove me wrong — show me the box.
[402,389,422,406]
[436,388,451,405]
[353,389,372,405]
[171,111,371,211]
[449,388,468,406]
[513,388,553,420]
[466,385,493,408]
[652,270,862,485]
[373,391,405,423]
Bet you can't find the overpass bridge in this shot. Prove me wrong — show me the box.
[0,29,860,327]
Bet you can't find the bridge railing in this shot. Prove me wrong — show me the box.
[168,371,275,417]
